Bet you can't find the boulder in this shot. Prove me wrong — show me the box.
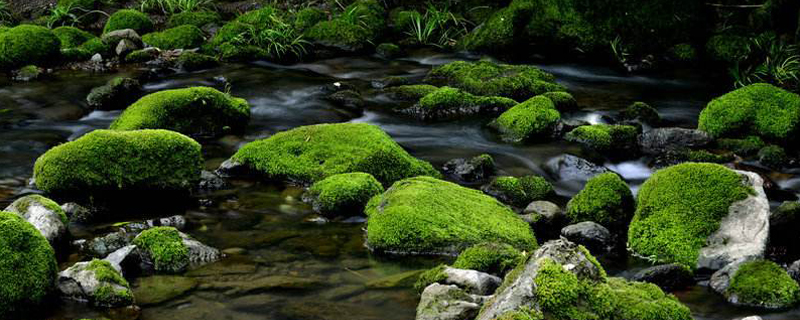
[401,87,516,121]
[440,267,502,295]
[104,9,154,34]
[639,127,712,155]
[304,1,384,52]
[565,124,639,155]
[481,175,554,208]
[101,29,142,47]
[565,172,634,229]
[620,102,661,125]
[521,201,568,240]
[57,259,134,308]
[86,77,142,110]
[76,215,186,258]
[133,226,222,274]
[442,154,495,184]
[488,96,561,143]
[560,222,613,254]
[416,284,485,320]
[544,154,610,182]
[175,51,218,71]
[384,84,438,101]
[424,60,565,101]
[631,264,694,291]
[142,25,205,50]
[326,90,365,113]
[115,39,138,57]
[0,25,61,70]
[710,260,799,309]
[305,172,383,218]
[4,195,67,245]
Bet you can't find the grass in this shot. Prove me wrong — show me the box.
[237,17,309,60]
[0,1,12,24]
[404,3,469,47]
[730,34,800,92]
[139,0,212,14]
[47,3,106,28]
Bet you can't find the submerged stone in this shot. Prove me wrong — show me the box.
[403,87,517,121]
[58,259,133,308]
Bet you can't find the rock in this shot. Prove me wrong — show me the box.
[631,264,694,291]
[90,53,103,62]
[384,84,438,101]
[565,124,639,155]
[488,96,561,143]
[738,317,763,320]
[620,101,660,125]
[12,65,43,81]
[365,270,424,289]
[78,215,186,258]
[4,194,68,245]
[424,60,565,101]
[757,145,787,169]
[125,47,160,63]
[376,43,403,59]
[105,9,154,34]
[711,260,799,309]
[402,87,516,121]
[200,275,323,295]
[133,226,222,274]
[416,284,485,320]
[560,222,612,254]
[57,259,134,308]
[304,2,384,53]
[481,175,554,208]
[305,172,383,218]
[116,39,139,57]
[769,201,800,249]
[541,91,578,111]
[521,201,567,240]
[788,259,800,283]
[0,25,61,69]
[639,127,712,155]
[86,77,143,110]
[198,170,227,191]
[544,154,610,182]
[565,172,634,230]
[105,245,136,272]
[101,29,143,47]
[440,267,502,295]
[61,202,94,222]
[452,243,525,276]
[175,51,218,71]
[133,275,198,306]
[326,90,365,113]
[442,154,495,184]
[143,25,205,50]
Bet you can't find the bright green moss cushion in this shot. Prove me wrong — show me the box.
[565,124,638,153]
[365,176,537,255]
[726,260,800,309]
[698,83,800,141]
[33,129,203,196]
[566,172,634,228]
[110,87,250,138]
[142,25,205,50]
[628,163,752,268]
[307,172,384,217]
[424,60,565,101]
[53,26,95,49]
[452,242,525,275]
[133,226,189,273]
[103,9,154,34]
[231,123,440,185]
[0,212,58,317]
[0,25,61,69]
[490,95,561,142]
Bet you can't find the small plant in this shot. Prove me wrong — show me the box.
[230,14,309,61]
[47,3,106,28]
[729,33,800,91]
[609,36,630,65]
[0,0,13,24]
[139,0,212,14]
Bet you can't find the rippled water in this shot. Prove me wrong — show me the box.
[1,50,799,320]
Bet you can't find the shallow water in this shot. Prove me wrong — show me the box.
[1,50,799,320]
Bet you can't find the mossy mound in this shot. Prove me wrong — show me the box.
[133,226,189,273]
[365,176,537,255]
[33,129,203,197]
[628,163,752,268]
[425,60,565,101]
[404,86,516,121]
[110,87,250,138]
[565,124,638,153]
[294,7,326,32]
[103,9,154,35]
[706,34,751,63]
[6,194,68,225]
[540,91,577,111]
[452,242,525,276]
[726,260,799,309]
[175,52,218,71]
[483,175,555,208]
[142,25,205,50]
[306,172,384,218]
[79,37,112,57]
[620,101,660,125]
[230,123,440,185]
[758,145,787,169]
[86,77,142,110]
[0,25,61,69]
[53,26,95,49]
[385,84,438,101]
[84,259,133,307]
[168,11,221,28]
[305,0,385,52]
[0,212,58,317]
[698,83,800,142]
[566,173,634,228]
[489,96,561,143]
[717,136,766,156]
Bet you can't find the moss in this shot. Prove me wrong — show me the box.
[541,91,577,111]
[414,264,447,292]
[485,175,555,208]
[565,124,638,153]
[61,47,92,62]
[231,123,440,185]
[717,136,765,156]
[86,77,141,110]
[490,96,561,143]
[133,226,189,273]
[110,87,250,138]
[176,51,218,71]
[217,42,270,62]
[698,83,800,141]
[8,195,68,225]
[706,34,751,63]
[103,9,154,34]
[389,9,416,32]
[686,150,734,163]
[496,307,544,320]
[79,37,112,56]
[452,242,524,276]
[365,176,537,255]
[758,145,787,169]
[0,25,61,69]
[125,48,158,62]
[425,60,565,101]
[168,11,221,28]
[566,172,634,228]
[376,42,401,58]
[620,102,660,125]
[386,84,438,101]
[607,277,692,320]
[86,259,128,286]
[412,86,517,120]
[669,43,697,62]
[294,7,326,32]
[0,212,58,317]
[93,284,133,307]
[628,163,752,268]
[142,25,205,50]
[33,129,203,197]
[209,21,250,48]
[237,6,281,26]
[53,26,95,49]
[305,19,371,51]
[460,0,537,53]
[727,260,799,309]
[307,172,384,217]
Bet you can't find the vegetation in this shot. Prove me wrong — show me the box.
[490,96,561,143]
[306,172,384,217]
[404,3,469,48]
[425,60,565,101]
[727,260,799,309]
[142,25,205,50]
[566,173,634,228]
[0,25,61,69]
[103,9,154,34]
[452,242,525,276]
[6,195,68,225]
[484,175,555,208]
[133,227,189,273]
[139,0,212,15]
[565,124,638,153]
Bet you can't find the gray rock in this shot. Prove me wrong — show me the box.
[737,316,763,320]
[4,195,67,245]
[77,215,187,258]
[61,202,95,222]
[442,155,495,184]
[216,158,248,177]
[521,201,567,240]
[416,284,486,320]
[709,260,743,298]
[789,259,800,283]
[90,53,103,62]
[696,170,769,271]
[560,222,612,254]
[544,154,610,182]
[134,230,223,274]
[198,170,228,191]
[116,39,139,57]
[58,260,134,308]
[631,263,694,291]
[86,77,142,110]
[639,127,712,155]
[440,267,501,295]
[326,90,365,112]
[105,245,137,273]
[101,29,142,47]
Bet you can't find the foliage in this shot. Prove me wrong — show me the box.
[404,3,469,47]
[729,33,800,91]
[139,0,212,15]
[727,260,799,309]
[233,17,309,61]
[566,172,634,228]
[133,227,189,273]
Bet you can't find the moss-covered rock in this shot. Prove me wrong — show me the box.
[706,34,751,63]
[717,136,766,156]
[620,101,660,125]
[425,60,564,101]
[86,77,142,110]
[228,123,440,185]
[540,91,577,111]
[376,43,402,59]
[33,129,203,197]
[628,163,752,268]
[698,83,800,142]
[489,96,561,143]
[0,212,58,317]
[79,37,112,57]
[58,259,133,307]
[294,7,326,32]
[482,175,555,208]
[385,84,438,101]
[452,242,524,276]
[142,25,205,50]
[365,176,537,255]
[304,0,384,52]
[758,145,787,169]
[726,260,799,309]
[306,172,384,218]
[565,124,639,154]
[168,11,221,28]
[133,226,189,273]
[103,9,154,35]
[566,173,634,229]
[402,86,517,121]
[0,25,61,69]
[125,48,159,62]
[53,26,95,49]
[110,87,250,138]
[175,51,218,71]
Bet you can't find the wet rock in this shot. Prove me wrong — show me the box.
[560,221,612,254]
[371,76,410,89]
[198,170,228,191]
[78,215,187,258]
[4,195,67,246]
[565,124,639,156]
[58,260,134,308]
[631,264,694,291]
[620,102,661,126]
[133,275,198,306]
[769,201,800,248]
[12,65,43,82]
[105,245,136,272]
[442,154,495,184]
[738,317,763,320]
[326,89,365,113]
[376,43,403,59]
[521,200,567,240]
[101,29,142,47]
[215,158,249,178]
[86,77,143,110]
[639,127,712,155]
[481,175,554,208]
[544,154,610,182]
[199,275,323,295]
[440,267,502,295]
[416,284,486,320]
[711,260,799,309]
[90,53,103,62]
[116,39,139,57]
[61,202,95,222]
[788,259,800,283]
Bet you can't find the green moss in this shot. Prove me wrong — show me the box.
[307,172,384,217]
[168,11,221,28]
[717,136,766,156]
[620,102,660,125]
[125,48,158,62]
[452,242,524,276]
[607,277,692,320]
[217,43,270,62]
[133,226,189,273]
[103,9,154,34]
[706,34,751,63]
[8,195,68,225]
[305,19,370,51]
[86,259,128,287]
[110,87,250,138]
[0,25,61,69]
[33,129,203,196]
[485,175,555,208]
[727,260,799,309]
[566,173,633,228]
[294,7,326,32]
[386,84,438,101]
[53,26,95,49]
[669,43,697,62]
[758,145,787,169]
[460,0,537,53]
[209,21,250,48]
[698,83,800,141]
[366,176,537,254]
[414,264,447,292]
[0,212,58,316]
[231,123,440,185]
[237,6,280,26]
[541,91,577,111]
[686,150,734,164]
[93,284,133,306]
[61,47,92,62]
[412,86,517,120]
[425,60,564,101]
[79,37,112,56]
[628,163,752,268]
[376,42,401,58]
[176,51,218,71]
[490,96,561,143]
[142,25,205,50]
[565,124,638,153]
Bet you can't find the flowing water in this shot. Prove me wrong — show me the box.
[1,49,799,320]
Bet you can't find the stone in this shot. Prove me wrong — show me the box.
[440,267,502,295]
[57,260,134,308]
[544,154,610,182]
[442,154,495,184]
[631,264,694,291]
[4,195,67,245]
[416,284,486,320]
[521,200,567,240]
[90,53,103,62]
[101,29,142,47]
[560,222,612,254]
[326,90,364,113]
[116,39,139,57]
[198,170,228,191]
[86,77,143,110]
[788,259,800,283]
[639,127,712,155]
[133,275,198,306]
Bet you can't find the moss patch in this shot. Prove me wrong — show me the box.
[294,7,326,32]
[133,226,189,273]
[490,96,561,143]
[7,195,68,225]
[565,124,638,153]
[142,25,205,50]
[484,175,555,207]
[414,264,447,292]
[53,26,95,49]
[452,242,525,276]
[307,172,384,217]
[727,260,799,309]
[425,60,564,101]
[0,25,61,69]
[706,34,751,63]
[566,173,634,228]
[408,86,516,120]
[386,84,438,101]
[103,9,154,34]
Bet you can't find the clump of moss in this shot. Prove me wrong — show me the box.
[133,226,189,273]
[540,91,577,111]
[0,25,61,69]
[717,136,766,156]
[53,26,95,49]
[452,242,524,276]
[304,0,384,52]
[669,43,697,63]
[698,83,800,142]
[168,11,221,28]
[366,176,537,255]
[483,175,555,208]
[33,129,203,197]
[231,123,440,185]
[103,9,154,35]
[7,195,68,225]
[489,96,561,143]
[414,264,447,292]
[376,42,402,58]
[386,84,438,101]
[86,77,142,110]
[726,260,799,309]
[110,87,250,138]
[85,259,133,307]
[79,37,112,57]
[628,163,752,268]
[706,34,751,63]
[566,173,633,229]
[142,25,205,50]
[294,7,326,32]
[620,101,660,125]
[307,172,384,217]
[565,124,638,153]
[686,150,734,164]
[176,51,218,71]
[425,60,565,101]
[125,48,159,62]
[408,86,517,121]
[758,145,787,169]
[0,212,58,317]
